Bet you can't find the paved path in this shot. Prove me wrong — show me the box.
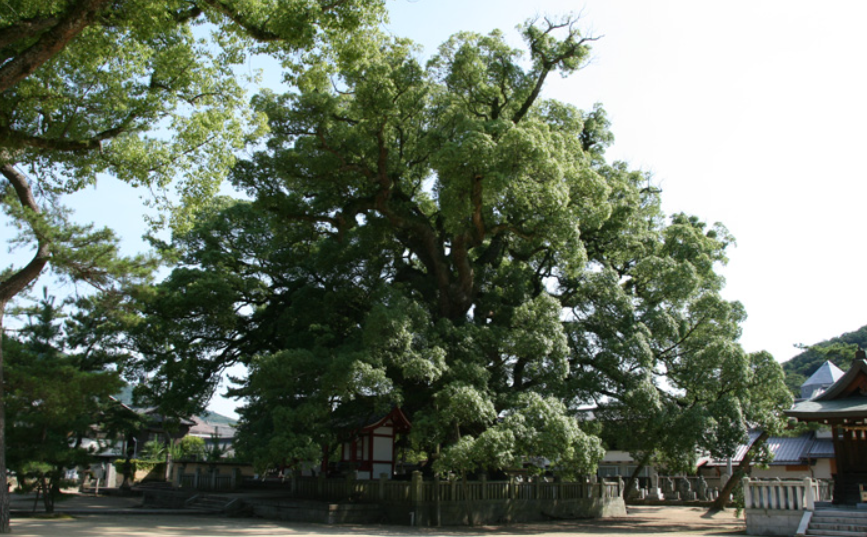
[11,505,747,537]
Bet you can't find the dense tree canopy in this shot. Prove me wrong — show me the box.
[132,18,791,479]
[1,0,385,530]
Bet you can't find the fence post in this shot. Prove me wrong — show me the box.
[379,473,387,501]
[193,467,200,490]
[411,471,423,526]
[346,469,357,499]
[317,470,325,498]
[510,476,518,500]
[743,478,752,509]
[411,471,423,501]
[803,477,815,511]
[481,474,487,500]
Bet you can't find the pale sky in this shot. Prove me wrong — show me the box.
[5,1,867,418]
[383,0,867,365]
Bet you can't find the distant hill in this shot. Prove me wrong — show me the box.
[782,324,867,395]
[197,410,237,426]
[113,385,236,426]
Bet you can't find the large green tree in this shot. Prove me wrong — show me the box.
[134,18,611,476]
[0,0,384,530]
[129,18,786,481]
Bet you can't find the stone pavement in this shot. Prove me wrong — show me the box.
[10,502,748,537]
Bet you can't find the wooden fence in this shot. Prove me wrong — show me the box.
[240,472,621,504]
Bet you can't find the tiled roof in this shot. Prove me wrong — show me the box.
[726,430,764,463]
[804,438,835,458]
[703,431,832,467]
[764,433,812,465]
[189,416,236,439]
[788,397,867,419]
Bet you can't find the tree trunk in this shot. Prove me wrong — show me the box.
[120,457,132,490]
[623,452,650,501]
[0,0,111,93]
[40,474,55,514]
[0,314,10,532]
[0,162,53,532]
[706,430,769,515]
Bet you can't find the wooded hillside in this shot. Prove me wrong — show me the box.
[782,324,867,394]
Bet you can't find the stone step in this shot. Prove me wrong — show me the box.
[810,522,867,532]
[813,516,867,524]
[187,495,237,513]
[813,516,867,525]
[806,529,867,537]
[815,509,867,518]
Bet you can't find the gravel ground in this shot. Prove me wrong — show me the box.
[11,505,747,537]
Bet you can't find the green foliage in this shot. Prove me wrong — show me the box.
[139,440,168,462]
[204,437,225,462]
[112,458,159,474]
[4,292,127,512]
[0,1,384,528]
[179,436,206,460]
[566,166,792,471]
[1,0,386,223]
[130,17,786,478]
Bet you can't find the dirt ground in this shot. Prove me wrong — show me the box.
[11,505,747,537]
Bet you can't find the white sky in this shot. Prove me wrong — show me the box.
[5,1,867,418]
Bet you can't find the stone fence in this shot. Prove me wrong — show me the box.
[629,475,721,502]
[743,477,821,511]
[742,478,831,536]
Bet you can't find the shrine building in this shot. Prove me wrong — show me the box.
[786,352,867,505]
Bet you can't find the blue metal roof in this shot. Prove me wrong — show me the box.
[764,433,813,465]
[804,438,835,458]
[704,431,833,466]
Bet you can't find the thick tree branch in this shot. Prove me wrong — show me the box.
[0,16,63,50]
[0,124,127,152]
[197,0,283,42]
[512,19,600,124]
[470,174,485,244]
[0,0,112,93]
[0,164,51,309]
[706,430,768,514]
